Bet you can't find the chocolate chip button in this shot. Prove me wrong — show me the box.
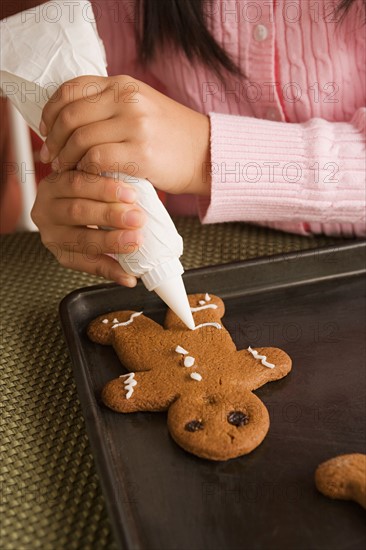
[227,411,249,427]
[185,420,204,432]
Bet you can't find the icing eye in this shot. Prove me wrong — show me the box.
[185,420,204,432]
[227,411,249,427]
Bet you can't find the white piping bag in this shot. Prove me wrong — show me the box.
[0,0,195,329]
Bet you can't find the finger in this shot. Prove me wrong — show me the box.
[48,225,144,256]
[41,76,110,136]
[77,142,146,178]
[53,249,138,287]
[52,118,129,172]
[47,171,138,204]
[44,90,123,166]
[51,197,146,230]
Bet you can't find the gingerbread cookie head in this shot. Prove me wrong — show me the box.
[88,293,292,460]
[164,293,226,331]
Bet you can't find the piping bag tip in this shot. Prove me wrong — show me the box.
[154,276,195,330]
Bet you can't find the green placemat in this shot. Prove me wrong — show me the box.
[0,221,340,549]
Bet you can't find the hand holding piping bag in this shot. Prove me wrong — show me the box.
[32,74,210,295]
[34,75,208,328]
[38,74,211,196]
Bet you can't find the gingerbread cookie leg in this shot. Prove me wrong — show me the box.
[102,370,179,413]
[315,453,366,508]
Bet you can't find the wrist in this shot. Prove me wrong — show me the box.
[196,159,212,196]
[189,113,212,196]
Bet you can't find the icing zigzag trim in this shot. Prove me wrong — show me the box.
[247,346,275,369]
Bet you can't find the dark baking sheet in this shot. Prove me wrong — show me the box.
[60,243,366,550]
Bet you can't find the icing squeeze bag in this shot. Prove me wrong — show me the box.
[0,0,195,329]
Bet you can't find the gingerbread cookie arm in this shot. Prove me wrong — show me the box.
[315,454,366,509]
[237,347,292,391]
[102,370,179,413]
[89,312,170,372]
[87,310,144,345]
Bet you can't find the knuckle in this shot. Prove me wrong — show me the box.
[94,262,108,280]
[86,146,101,168]
[58,84,69,101]
[58,82,77,104]
[30,202,41,226]
[71,127,85,148]
[103,205,115,227]
[67,200,84,222]
[59,107,73,128]
[116,75,140,100]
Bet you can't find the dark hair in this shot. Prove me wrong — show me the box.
[135,0,365,79]
[135,0,244,78]
[336,0,365,20]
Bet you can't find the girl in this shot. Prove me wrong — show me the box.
[30,0,366,287]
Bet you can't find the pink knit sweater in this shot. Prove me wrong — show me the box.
[95,0,366,237]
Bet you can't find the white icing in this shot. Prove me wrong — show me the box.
[112,311,143,329]
[112,318,119,324]
[119,372,137,399]
[198,300,206,305]
[193,322,222,330]
[190,304,218,312]
[190,372,202,381]
[205,293,211,301]
[175,345,188,355]
[247,346,275,369]
[184,356,195,368]
[102,319,109,324]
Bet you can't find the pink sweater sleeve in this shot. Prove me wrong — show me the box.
[199,109,366,237]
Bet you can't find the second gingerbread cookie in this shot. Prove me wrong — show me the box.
[88,294,292,460]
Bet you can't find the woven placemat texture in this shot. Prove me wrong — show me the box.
[0,221,339,550]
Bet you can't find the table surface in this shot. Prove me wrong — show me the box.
[0,219,341,550]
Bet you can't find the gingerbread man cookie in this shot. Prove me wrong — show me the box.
[88,293,292,460]
[315,454,366,508]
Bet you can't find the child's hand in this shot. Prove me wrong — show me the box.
[39,75,211,196]
[31,170,146,286]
